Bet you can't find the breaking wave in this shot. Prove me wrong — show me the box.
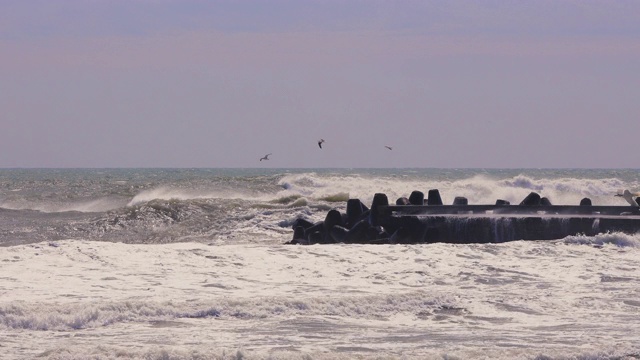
[1,291,454,331]
[2,169,639,246]
[562,232,640,248]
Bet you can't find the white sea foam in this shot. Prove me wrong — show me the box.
[127,187,238,206]
[276,172,637,207]
[497,175,632,205]
[2,239,640,359]
[563,231,640,247]
[2,169,640,359]
[0,197,125,213]
[2,170,636,214]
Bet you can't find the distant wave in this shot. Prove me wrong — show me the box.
[277,172,637,207]
[3,169,639,246]
[500,174,545,191]
[127,187,251,206]
[0,197,126,213]
[269,194,304,205]
[318,192,350,202]
[499,175,630,202]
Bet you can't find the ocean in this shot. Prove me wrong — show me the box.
[1,168,639,359]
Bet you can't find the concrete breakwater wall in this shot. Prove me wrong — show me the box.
[286,190,640,244]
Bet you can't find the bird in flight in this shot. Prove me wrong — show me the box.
[615,189,640,206]
[259,153,272,161]
[318,139,325,149]
[384,146,393,150]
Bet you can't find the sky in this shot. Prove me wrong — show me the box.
[1,0,639,168]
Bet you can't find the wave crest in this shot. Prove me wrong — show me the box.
[0,291,452,331]
[563,232,640,247]
[319,192,350,202]
[500,175,544,191]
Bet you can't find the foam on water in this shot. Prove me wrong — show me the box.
[36,348,640,360]
[0,291,456,331]
[2,169,638,214]
[563,231,640,247]
[126,187,265,206]
[2,169,640,358]
[0,196,127,213]
[1,168,639,246]
[497,174,632,205]
[276,171,638,207]
[2,238,640,359]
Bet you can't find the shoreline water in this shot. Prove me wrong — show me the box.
[1,168,639,359]
[2,237,640,359]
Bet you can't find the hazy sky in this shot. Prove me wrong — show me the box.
[1,0,639,168]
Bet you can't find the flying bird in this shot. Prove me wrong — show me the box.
[318,139,325,149]
[259,153,272,161]
[384,146,393,150]
[615,189,640,206]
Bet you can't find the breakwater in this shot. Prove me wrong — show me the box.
[287,190,640,244]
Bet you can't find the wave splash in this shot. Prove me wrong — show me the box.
[563,232,640,248]
[2,169,639,246]
[276,172,638,207]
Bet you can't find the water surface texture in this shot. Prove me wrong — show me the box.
[1,168,639,359]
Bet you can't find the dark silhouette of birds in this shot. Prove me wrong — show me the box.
[259,139,395,163]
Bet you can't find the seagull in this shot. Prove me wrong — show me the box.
[318,139,325,149]
[259,153,272,161]
[615,189,640,206]
[384,146,392,150]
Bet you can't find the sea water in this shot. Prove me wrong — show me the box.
[1,168,639,359]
